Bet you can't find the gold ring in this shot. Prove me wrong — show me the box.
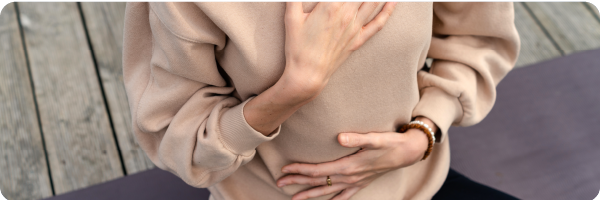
[326,176,332,187]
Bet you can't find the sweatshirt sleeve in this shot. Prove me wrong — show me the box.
[411,2,520,143]
[122,2,280,188]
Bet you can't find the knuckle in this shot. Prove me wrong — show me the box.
[346,176,360,184]
[352,136,361,147]
[382,6,394,17]
[341,166,354,175]
[309,179,321,186]
[327,4,339,13]
[340,169,350,176]
[377,24,384,32]
[310,170,320,177]
[286,175,298,182]
[368,134,381,147]
[376,136,386,147]
[341,14,354,27]
[351,25,361,34]
[288,179,298,185]
[386,8,394,16]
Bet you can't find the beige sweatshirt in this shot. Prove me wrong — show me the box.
[122,2,520,200]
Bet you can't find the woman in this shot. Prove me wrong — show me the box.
[123,2,520,200]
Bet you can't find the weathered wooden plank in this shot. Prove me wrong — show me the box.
[0,3,53,199]
[585,2,600,19]
[80,2,154,175]
[514,2,562,68]
[524,2,600,54]
[18,2,123,194]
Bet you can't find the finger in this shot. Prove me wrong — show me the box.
[331,187,362,200]
[278,173,367,187]
[339,2,363,26]
[282,156,362,177]
[277,174,327,187]
[338,132,385,149]
[359,2,397,42]
[340,2,363,13]
[292,183,350,200]
[314,2,343,14]
[285,2,303,23]
[356,2,380,24]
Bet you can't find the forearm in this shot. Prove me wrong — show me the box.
[244,69,322,136]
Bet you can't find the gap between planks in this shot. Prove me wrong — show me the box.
[17,2,124,195]
[79,2,155,175]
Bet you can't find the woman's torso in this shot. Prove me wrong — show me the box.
[161,2,449,199]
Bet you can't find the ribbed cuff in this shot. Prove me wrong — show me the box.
[412,87,463,143]
[219,96,281,155]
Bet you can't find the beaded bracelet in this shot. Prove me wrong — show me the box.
[398,120,435,161]
[408,120,436,142]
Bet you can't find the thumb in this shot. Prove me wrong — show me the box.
[338,133,383,149]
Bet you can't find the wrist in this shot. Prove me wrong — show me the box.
[268,77,316,107]
[399,119,436,161]
[406,129,430,156]
[243,72,320,136]
[277,64,328,102]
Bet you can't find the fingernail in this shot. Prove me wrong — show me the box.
[342,135,349,145]
[345,135,350,145]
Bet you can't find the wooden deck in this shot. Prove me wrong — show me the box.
[0,2,599,200]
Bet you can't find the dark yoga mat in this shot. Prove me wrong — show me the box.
[449,48,600,200]
[43,48,600,200]
[42,168,210,200]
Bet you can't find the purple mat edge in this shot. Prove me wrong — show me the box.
[42,168,210,200]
